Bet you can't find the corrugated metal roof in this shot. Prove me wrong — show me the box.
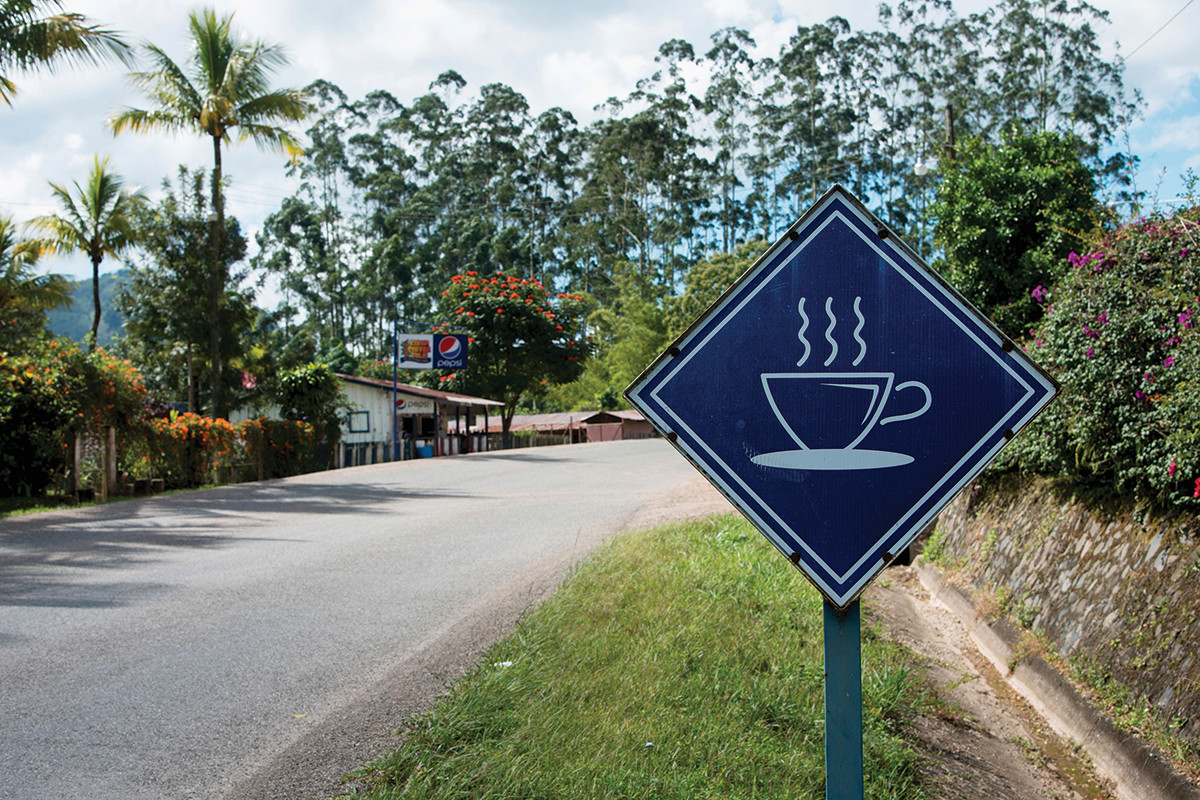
[446,410,643,434]
[506,412,591,432]
[446,411,598,434]
[580,409,646,424]
[337,374,504,407]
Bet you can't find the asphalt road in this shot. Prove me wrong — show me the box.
[0,439,712,800]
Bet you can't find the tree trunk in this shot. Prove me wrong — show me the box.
[209,135,225,419]
[89,254,102,352]
[187,343,196,414]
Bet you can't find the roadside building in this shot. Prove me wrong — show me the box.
[231,375,503,467]
[336,374,503,465]
[578,409,655,441]
[447,408,654,447]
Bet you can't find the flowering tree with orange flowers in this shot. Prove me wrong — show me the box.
[434,271,592,440]
[1,338,148,496]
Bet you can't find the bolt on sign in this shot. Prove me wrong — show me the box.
[625,185,1059,609]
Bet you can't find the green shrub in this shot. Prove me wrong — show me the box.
[1,339,149,496]
[274,362,345,469]
[0,345,80,495]
[239,417,317,479]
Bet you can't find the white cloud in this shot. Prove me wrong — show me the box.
[703,0,766,26]
[1146,113,1200,151]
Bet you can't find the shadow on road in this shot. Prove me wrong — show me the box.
[0,477,477,613]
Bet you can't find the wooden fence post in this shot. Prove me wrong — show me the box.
[103,426,117,499]
[71,432,82,496]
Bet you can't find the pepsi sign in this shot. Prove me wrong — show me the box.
[625,185,1058,608]
[433,334,468,370]
[395,334,468,370]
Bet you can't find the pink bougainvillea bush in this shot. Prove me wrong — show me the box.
[1002,206,1200,509]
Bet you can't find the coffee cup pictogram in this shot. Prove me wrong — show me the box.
[752,296,931,471]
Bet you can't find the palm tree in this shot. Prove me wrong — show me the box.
[28,156,144,351]
[109,7,312,417]
[1,0,132,105]
[0,214,72,347]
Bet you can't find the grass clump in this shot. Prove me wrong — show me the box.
[346,514,933,799]
[1070,657,1200,779]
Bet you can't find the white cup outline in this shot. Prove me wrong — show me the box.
[760,372,932,452]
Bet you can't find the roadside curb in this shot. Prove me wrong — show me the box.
[915,560,1199,800]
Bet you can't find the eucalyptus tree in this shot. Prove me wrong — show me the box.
[438,82,535,280]
[257,80,370,351]
[348,75,465,328]
[742,124,784,240]
[575,105,706,297]
[109,7,312,417]
[343,108,409,358]
[642,38,712,281]
[702,27,757,252]
[767,18,863,219]
[573,40,711,298]
[518,105,585,286]
[0,0,131,104]
[257,197,342,343]
[875,0,1134,175]
[381,77,459,318]
[982,0,1136,172]
[870,3,956,245]
[28,156,144,350]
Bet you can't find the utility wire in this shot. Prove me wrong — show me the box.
[1124,0,1194,60]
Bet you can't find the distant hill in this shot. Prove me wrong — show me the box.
[46,269,129,345]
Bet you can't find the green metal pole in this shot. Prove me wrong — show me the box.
[824,598,864,800]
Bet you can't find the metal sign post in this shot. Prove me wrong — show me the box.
[824,599,863,800]
[392,321,400,462]
[624,184,1058,797]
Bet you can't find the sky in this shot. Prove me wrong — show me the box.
[2,0,1197,284]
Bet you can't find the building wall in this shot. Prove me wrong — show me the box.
[341,381,395,446]
[587,423,622,442]
[621,420,655,439]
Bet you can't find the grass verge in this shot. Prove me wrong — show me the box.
[0,494,94,517]
[344,514,935,799]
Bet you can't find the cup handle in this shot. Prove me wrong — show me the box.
[879,381,931,426]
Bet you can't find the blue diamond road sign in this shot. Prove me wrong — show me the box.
[625,185,1059,608]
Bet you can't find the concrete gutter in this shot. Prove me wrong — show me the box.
[916,560,1199,800]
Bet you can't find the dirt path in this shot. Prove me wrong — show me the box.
[865,566,1114,799]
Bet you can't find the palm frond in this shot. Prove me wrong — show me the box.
[237,122,305,157]
[121,43,202,114]
[109,107,193,138]
[1,1,134,102]
[109,8,312,184]
[27,156,145,258]
[188,8,234,95]
[0,215,42,269]
[237,88,313,125]
[0,213,72,314]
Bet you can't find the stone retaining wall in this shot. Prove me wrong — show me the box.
[934,475,1200,745]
